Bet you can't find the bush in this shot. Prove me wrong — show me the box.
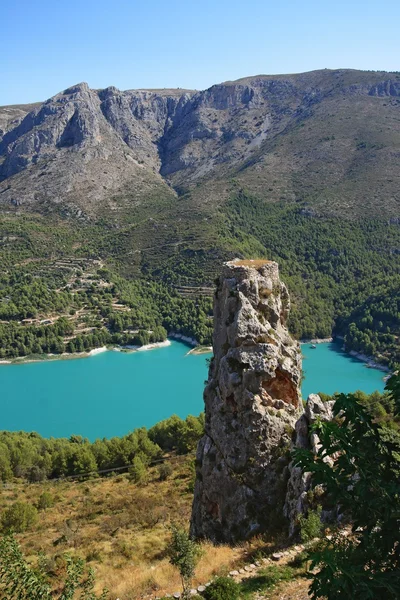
[293,374,400,599]
[240,565,295,596]
[128,456,148,484]
[0,534,109,599]
[27,465,48,482]
[203,576,240,600]
[37,492,54,511]
[168,525,201,599]
[158,462,173,481]
[1,502,38,533]
[298,506,323,543]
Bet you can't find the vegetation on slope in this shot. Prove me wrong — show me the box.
[0,414,204,483]
[0,258,212,359]
[0,181,398,368]
[1,70,400,367]
[224,190,400,368]
[0,454,241,598]
[0,381,399,599]
[293,374,400,599]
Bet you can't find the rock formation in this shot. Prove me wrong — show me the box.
[284,394,335,536]
[190,259,303,542]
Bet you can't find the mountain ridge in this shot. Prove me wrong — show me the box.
[3,66,399,108]
[1,68,399,221]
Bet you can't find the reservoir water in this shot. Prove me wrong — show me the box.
[0,341,385,440]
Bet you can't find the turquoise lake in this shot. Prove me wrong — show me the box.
[0,341,385,440]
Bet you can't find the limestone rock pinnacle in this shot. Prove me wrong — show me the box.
[190,259,303,542]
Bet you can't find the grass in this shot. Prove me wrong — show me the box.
[0,457,312,599]
[240,566,296,597]
[0,459,241,599]
[239,561,309,599]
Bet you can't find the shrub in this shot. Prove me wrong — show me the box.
[37,492,54,511]
[158,462,173,481]
[298,506,323,543]
[293,374,400,599]
[240,565,295,596]
[0,449,13,482]
[27,465,47,483]
[0,534,109,599]
[203,576,240,600]
[128,456,148,484]
[1,502,38,533]
[115,539,133,560]
[168,525,201,599]
[86,548,103,563]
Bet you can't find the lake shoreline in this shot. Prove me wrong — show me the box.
[299,337,333,345]
[347,350,390,373]
[1,335,391,379]
[187,345,213,355]
[0,340,172,366]
[113,340,172,353]
[168,332,199,346]
[300,337,391,376]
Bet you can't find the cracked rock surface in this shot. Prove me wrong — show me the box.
[284,393,335,536]
[190,259,303,542]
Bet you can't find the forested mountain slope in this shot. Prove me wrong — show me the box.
[0,69,399,366]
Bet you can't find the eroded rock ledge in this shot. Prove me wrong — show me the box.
[190,259,303,542]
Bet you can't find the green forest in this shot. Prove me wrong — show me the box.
[0,188,398,368]
[223,191,400,369]
[0,267,213,359]
[0,414,204,483]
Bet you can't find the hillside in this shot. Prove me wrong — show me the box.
[0,69,399,365]
[0,457,311,599]
[1,382,398,599]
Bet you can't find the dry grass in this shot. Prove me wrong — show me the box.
[229,259,273,269]
[268,578,310,600]
[0,460,242,599]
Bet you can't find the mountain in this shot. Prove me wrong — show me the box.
[0,70,399,365]
[1,69,400,220]
[0,83,177,219]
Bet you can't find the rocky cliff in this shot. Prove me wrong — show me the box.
[0,84,177,218]
[284,394,335,536]
[190,259,303,542]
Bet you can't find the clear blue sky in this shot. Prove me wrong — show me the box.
[2,0,400,105]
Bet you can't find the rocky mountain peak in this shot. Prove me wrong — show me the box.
[60,82,91,96]
[190,259,303,542]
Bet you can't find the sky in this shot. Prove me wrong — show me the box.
[2,0,400,105]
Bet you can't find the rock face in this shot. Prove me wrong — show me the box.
[284,394,335,536]
[190,259,303,542]
[0,84,178,218]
